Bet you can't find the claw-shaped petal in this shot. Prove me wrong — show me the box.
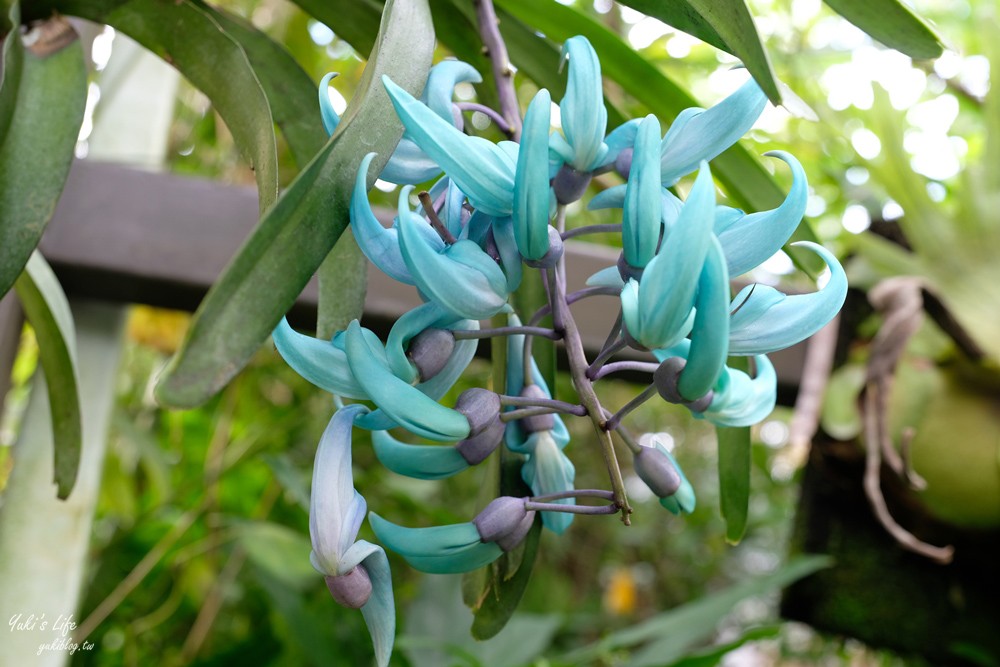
[398,204,509,319]
[319,72,341,135]
[272,318,368,399]
[622,115,663,269]
[623,163,715,349]
[715,151,808,277]
[514,90,553,261]
[660,78,768,186]
[383,75,516,215]
[728,242,847,355]
[371,430,471,480]
[678,236,730,401]
[368,514,503,574]
[344,321,470,441]
[342,543,395,667]
[521,431,576,534]
[492,216,525,292]
[421,60,482,121]
[553,36,609,171]
[704,355,777,426]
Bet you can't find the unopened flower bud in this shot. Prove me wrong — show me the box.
[517,384,555,432]
[455,416,504,465]
[653,357,714,412]
[473,496,535,551]
[633,444,681,497]
[324,565,372,609]
[524,227,565,269]
[552,164,592,204]
[408,328,455,381]
[454,388,501,435]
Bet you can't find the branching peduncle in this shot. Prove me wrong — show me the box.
[474,0,522,140]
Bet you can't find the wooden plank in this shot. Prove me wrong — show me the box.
[40,160,805,391]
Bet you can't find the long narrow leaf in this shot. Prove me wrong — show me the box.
[0,11,86,297]
[823,0,943,60]
[717,424,751,544]
[29,0,280,216]
[14,252,81,500]
[155,0,435,407]
[616,0,729,53]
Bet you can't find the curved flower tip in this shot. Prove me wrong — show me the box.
[660,76,767,186]
[343,320,471,442]
[368,513,504,574]
[514,89,553,261]
[319,72,341,135]
[648,438,696,515]
[421,60,482,123]
[382,75,515,215]
[677,237,730,401]
[371,430,470,480]
[397,203,509,320]
[623,162,715,349]
[702,354,777,427]
[728,241,847,355]
[551,36,608,171]
[715,150,808,277]
[622,114,663,269]
[272,318,367,399]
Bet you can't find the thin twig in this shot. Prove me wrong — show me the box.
[499,394,587,415]
[531,489,615,502]
[474,0,522,140]
[523,501,620,515]
[500,406,564,422]
[593,360,660,380]
[455,101,513,135]
[562,223,623,240]
[453,325,561,340]
[418,191,458,244]
[604,384,657,432]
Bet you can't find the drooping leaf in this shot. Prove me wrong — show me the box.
[14,252,81,500]
[561,554,832,665]
[717,423,750,545]
[823,0,943,60]
[0,11,86,298]
[615,0,729,52]
[155,0,434,407]
[317,232,368,340]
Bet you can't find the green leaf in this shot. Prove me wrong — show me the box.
[289,0,384,56]
[717,356,751,545]
[616,0,729,52]
[666,625,782,667]
[0,12,87,298]
[31,0,280,215]
[317,231,368,339]
[155,0,435,407]
[14,252,81,500]
[823,0,943,60]
[207,7,328,169]
[234,521,317,591]
[682,0,780,104]
[561,555,832,665]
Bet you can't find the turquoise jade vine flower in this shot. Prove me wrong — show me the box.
[274,34,846,667]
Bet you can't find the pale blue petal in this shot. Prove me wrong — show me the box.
[599,118,641,167]
[399,209,508,319]
[273,318,368,399]
[344,321,470,441]
[702,355,776,427]
[372,430,469,480]
[339,543,394,667]
[660,79,767,185]
[492,216,524,292]
[677,237,729,401]
[620,278,641,347]
[379,138,442,185]
[728,242,847,355]
[559,36,609,171]
[589,184,683,231]
[441,178,468,237]
[383,75,515,216]
[319,72,340,135]
[633,163,715,348]
[514,90,553,261]
[421,60,482,120]
[385,302,457,383]
[716,151,807,277]
[310,404,370,574]
[713,205,746,234]
[585,266,625,289]
[369,513,503,574]
[521,431,576,534]
[623,115,663,268]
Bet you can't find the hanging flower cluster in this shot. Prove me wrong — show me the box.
[275,36,846,666]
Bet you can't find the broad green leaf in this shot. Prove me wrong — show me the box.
[317,231,367,339]
[616,0,729,53]
[681,0,780,105]
[155,0,434,407]
[0,12,86,298]
[208,7,327,169]
[666,625,782,667]
[14,252,81,500]
[234,521,317,590]
[289,0,384,56]
[31,0,280,215]
[823,0,943,60]
[561,554,832,665]
[717,425,750,544]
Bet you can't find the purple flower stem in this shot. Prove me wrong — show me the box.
[561,223,623,240]
[474,0,522,140]
[453,326,561,340]
[604,383,657,432]
[523,501,620,515]
[593,360,660,380]
[499,394,587,416]
[455,102,513,135]
[531,489,615,502]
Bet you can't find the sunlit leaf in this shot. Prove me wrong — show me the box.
[823,0,943,60]
[155,0,434,407]
[14,252,81,500]
[0,9,86,298]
